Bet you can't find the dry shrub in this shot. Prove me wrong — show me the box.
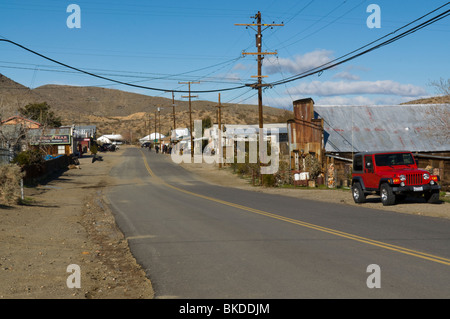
[303,154,322,180]
[0,164,25,205]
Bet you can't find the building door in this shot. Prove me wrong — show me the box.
[363,154,378,189]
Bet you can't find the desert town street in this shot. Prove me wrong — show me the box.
[105,147,450,298]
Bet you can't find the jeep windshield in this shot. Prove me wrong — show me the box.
[374,153,415,167]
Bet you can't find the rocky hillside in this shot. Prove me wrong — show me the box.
[0,74,43,117]
[400,95,450,105]
[0,74,292,141]
[5,72,447,142]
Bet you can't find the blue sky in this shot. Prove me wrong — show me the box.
[0,0,449,109]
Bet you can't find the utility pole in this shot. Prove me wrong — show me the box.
[154,109,157,148]
[235,11,283,166]
[148,113,151,142]
[179,81,200,158]
[172,91,176,131]
[158,107,161,151]
[216,93,223,169]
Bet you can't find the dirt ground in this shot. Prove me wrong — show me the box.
[1,146,449,299]
[0,146,153,299]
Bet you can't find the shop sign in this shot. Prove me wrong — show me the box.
[34,134,71,145]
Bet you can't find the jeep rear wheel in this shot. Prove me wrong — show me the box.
[352,182,366,203]
[380,183,396,206]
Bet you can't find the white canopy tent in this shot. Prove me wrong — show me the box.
[171,128,190,140]
[97,134,124,144]
[139,133,165,143]
[97,136,112,144]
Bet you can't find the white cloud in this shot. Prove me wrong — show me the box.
[209,72,242,82]
[264,50,334,75]
[263,95,295,109]
[332,71,360,81]
[315,96,415,106]
[287,80,426,97]
[316,96,375,105]
[232,63,251,71]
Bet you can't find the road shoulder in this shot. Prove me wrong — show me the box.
[0,147,154,299]
[178,159,450,220]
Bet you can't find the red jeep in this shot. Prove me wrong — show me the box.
[351,151,441,206]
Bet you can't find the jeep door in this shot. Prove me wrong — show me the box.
[363,154,378,189]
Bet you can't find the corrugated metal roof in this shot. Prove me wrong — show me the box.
[314,104,450,153]
[224,123,288,137]
[27,127,72,137]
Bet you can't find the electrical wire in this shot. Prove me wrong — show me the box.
[279,0,367,49]
[1,2,448,95]
[269,4,450,87]
[0,38,247,94]
[275,0,349,48]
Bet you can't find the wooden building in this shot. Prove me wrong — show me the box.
[28,126,73,157]
[287,98,324,171]
[0,116,42,129]
[286,98,450,189]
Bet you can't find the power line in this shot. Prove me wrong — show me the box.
[1,2,448,97]
[0,62,244,85]
[279,0,367,49]
[0,38,247,94]
[269,3,450,87]
[264,0,315,39]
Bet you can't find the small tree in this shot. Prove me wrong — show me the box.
[429,77,450,96]
[427,78,450,142]
[19,102,62,127]
[201,116,213,151]
[0,121,27,152]
[12,148,45,167]
[303,154,321,180]
[202,116,212,133]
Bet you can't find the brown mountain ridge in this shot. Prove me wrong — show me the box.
[1,74,291,140]
[3,74,448,142]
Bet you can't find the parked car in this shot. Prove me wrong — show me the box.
[141,142,151,148]
[351,151,441,206]
[99,143,116,152]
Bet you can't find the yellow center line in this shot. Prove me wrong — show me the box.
[140,150,450,266]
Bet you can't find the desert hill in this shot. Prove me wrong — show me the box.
[400,95,450,105]
[0,74,291,140]
[0,74,44,117]
[4,73,448,142]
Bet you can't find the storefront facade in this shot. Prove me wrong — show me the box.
[73,125,97,156]
[28,127,73,156]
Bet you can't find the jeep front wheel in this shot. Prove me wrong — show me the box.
[424,190,440,203]
[352,182,366,204]
[380,183,396,206]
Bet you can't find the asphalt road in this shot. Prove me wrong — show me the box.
[105,147,450,298]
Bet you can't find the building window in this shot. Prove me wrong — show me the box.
[58,145,65,155]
